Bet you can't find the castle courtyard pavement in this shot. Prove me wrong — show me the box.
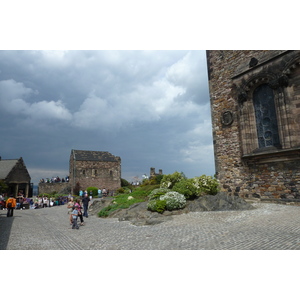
[1,200,300,250]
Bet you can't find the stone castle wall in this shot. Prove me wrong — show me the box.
[38,182,70,195]
[207,50,300,201]
[69,159,121,192]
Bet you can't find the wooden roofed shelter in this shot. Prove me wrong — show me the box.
[0,157,32,197]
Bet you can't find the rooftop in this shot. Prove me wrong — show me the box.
[71,150,120,162]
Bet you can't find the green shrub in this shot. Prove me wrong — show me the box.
[155,174,164,184]
[143,175,164,185]
[160,171,186,189]
[97,184,160,218]
[117,187,125,194]
[87,187,98,197]
[193,175,219,195]
[147,199,166,214]
[98,205,114,217]
[148,188,170,201]
[172,178,198,199]
[0,180,8,194]
[160,191,186,211]
[121,178,131,187]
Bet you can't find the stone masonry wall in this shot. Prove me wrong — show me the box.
[207,50,300,201]
[69,159,121,193]
[38,182,70,195]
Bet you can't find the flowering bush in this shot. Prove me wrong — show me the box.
[160,191,186,211]
[148,188,170,201]
[160,171,186,189]
[147,199,166,214]
[193,175,219,195]
[172,178,198,199]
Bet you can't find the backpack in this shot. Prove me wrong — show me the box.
[7,198,13,208]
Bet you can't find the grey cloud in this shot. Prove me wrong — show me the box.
[0,50,215,184]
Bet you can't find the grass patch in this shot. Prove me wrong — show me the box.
[98,184,159,218]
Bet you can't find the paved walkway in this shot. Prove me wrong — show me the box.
[1,200,300,250]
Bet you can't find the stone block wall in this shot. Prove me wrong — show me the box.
[207,50,300,201]
[70,160,121,192]
[38,182,70,195]
[69,150,121,194]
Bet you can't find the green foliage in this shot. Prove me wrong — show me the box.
[121,178,131,187]
[0,180,8,193]
[160,191,186,211]
[117,187,125,194]
[98,185,158,218]
[147,199,166,214]
[193,175,219,195]
[160,171,186,189]
[73,182,81,196]
[142,175,164,185]
[148,188,170,201]
[155,174,164,184]
[87,187,98,197]
[172,178,198,199]
[98,205,115,217]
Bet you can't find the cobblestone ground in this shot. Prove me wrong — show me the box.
[1,201,300,250]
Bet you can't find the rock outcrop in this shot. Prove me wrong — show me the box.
[89,192,255,226]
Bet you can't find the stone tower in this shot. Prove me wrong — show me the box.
[207,50,300,201]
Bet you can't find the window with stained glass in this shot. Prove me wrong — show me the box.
[253,84,280,148]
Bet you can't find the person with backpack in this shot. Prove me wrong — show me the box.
[6,195,17,217]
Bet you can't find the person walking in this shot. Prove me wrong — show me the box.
[67,198,75,225]
[71,206,79,229]
[6,195,17,217]
[82,194,90,218]
[75,199,84,226]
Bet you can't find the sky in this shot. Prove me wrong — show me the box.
[0,50,215,185]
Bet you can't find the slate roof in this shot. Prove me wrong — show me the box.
[71,150,120,162]
[0,159,19,179]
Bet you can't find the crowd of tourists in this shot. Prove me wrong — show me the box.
[0,193,70,217]
[39,176,69,183]
[1,190,98,231]
[1,191,92,229]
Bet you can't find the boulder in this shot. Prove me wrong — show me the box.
[88,198,113,215]
[109,202,173,226]
[188,192,254,212]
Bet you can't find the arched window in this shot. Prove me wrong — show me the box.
[253,84,280,149]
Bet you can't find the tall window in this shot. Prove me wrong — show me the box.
[253,84,280,148]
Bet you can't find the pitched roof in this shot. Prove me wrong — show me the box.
[0,159,19,180]
[71,150,120,162]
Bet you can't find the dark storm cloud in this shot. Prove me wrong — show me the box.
[0,50,215,184]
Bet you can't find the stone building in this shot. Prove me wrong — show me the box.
[69,149,121,194]
[0,157,32,197]
[206,50,300,201]
[149,167,163,179]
